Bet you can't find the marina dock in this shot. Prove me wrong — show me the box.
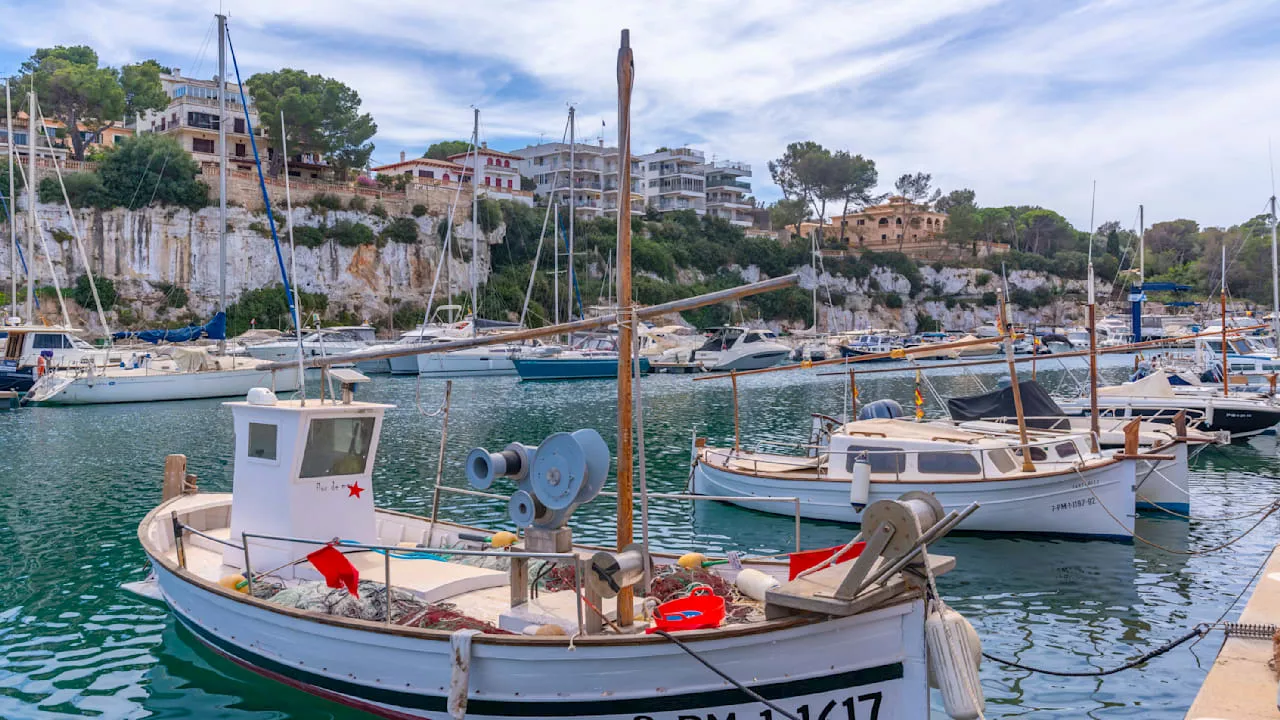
[1188,547,1280,719]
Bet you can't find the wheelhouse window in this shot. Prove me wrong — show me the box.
[300,417,376,478]
[248,423,278,460]
[32,333,69,349]
[918,451,982,475]
[1054,442,1079,459]
[844,445,906,474]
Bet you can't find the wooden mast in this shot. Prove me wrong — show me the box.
[999,286,1035,472]
[614,29,636,628]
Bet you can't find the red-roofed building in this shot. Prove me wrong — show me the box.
[370,155,471,185]
[447,145,531,205]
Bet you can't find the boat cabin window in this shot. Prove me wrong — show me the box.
[917,451,982,475]
[1204,340,1224,354]
[300,417,376,478]
[987,448,1016,473]
[247,423,278,461]
[843,445,906,474]
[1230,339,1253,354]
[1013,446,1048,462]
[4,333,21,359]
[32,333,70,350]
[1054,442,1079,459]
[743,332,762,344]
[697,329,742,352]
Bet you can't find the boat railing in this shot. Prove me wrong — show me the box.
[170,518,591,635]
[431,483,805,551]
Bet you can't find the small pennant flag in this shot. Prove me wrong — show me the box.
[307,545,360,597]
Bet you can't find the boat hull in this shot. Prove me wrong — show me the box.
[416,352,517,378]
[0,363,34,392]
[148,557,927,720]
[1133,442,1190,514]
[693,450,1136,540]
[31,366,302,405]
[513,357,651,381]
[695,349,789,372]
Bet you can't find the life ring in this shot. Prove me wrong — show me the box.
[36,356,47,378]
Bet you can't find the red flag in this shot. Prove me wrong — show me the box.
[307,545,360,597]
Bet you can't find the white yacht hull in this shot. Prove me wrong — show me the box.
[31,366,301,405]
[693,450,1136,540]
[417,352,518,378]
[147,557,926,720]
[389,355,420,374]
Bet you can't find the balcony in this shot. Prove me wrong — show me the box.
[708,159,751,175]
[707,178,750,191]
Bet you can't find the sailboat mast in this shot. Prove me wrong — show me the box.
[1270,195,1278,345]
[217,14,228,352]
[5,79,14,321]
[281,111,306,403]
[1087,182,1099,449]
[1221,244,1229,397]
[470,108,479,338]
[614,29,636,628]
[25,89,35,322]
[567,105,575,324]
[553,203,560,326]
[1131,204,1144,343]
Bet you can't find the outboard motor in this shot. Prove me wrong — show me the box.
[857,399,904,420]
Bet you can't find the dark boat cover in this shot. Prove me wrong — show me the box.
[946,380,1069,429]
[113,312,226,344]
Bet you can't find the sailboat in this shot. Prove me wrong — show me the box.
[24,15,300,405]
[127,31,987,720]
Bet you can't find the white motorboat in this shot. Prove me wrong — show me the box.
[355,307,477,374]
[1058,371,1280,439]
[246,326,378,363]
[24,347,301,405]
[838,333,906,360]
[130,374,978,720]
[667,326,790,371]
[416,341,525,378]
[1,323,126,392]
[693,414,1137,539]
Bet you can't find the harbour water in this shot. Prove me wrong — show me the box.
[0,358,1276,718]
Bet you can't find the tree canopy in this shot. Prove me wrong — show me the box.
[246,69,377,174]
[424,140,471,160]
[94,133,208,210]
[16,46,168,160]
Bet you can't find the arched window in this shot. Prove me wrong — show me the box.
[443,174,450,182]
[878,218,889,226]
[504,159,510,168]
[895,217,903,225]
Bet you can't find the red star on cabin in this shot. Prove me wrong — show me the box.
[346,482,365,498]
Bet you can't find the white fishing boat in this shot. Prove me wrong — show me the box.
[664,326,790,371]
[24,347,301,404]
[693,415,1137,539]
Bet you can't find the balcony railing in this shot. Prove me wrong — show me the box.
[709,159,751,174]
[707,178,750,191]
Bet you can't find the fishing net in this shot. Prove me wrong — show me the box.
[645,566,764,625]
[267,580,509,633]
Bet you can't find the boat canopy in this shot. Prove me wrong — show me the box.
[1098,371,1177,398]
[113,312,226,344]
[945,380,1068,429]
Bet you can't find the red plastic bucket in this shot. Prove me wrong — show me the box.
[646,585,726,633]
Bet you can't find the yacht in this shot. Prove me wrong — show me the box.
[838,333,905,360]
[0,323,125,392]
[245,325,378,363]
[672,326,790,371]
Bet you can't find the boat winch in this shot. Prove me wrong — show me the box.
[466,428,610,552]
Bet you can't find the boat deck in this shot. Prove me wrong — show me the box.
[1187,547,1280,719]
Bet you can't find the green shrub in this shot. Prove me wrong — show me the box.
[292,225,326,248]
[248,221,272,238]
[476,198,502,234]
[975,272,992,287]
[980,291,998,306]
[915,311,941,332]
[325,219,376,247]
[371,202,388,219]
[73,274,116,309]
[411,203,428,218]
[308,193,343,211]
[38,173,104,208]
[152,281,188,308]
[884,293,904,309]
[51,228,74,244]
[347,196,368,211]
[96,134,208,210]
[225,284,330,337]
[380,217,418,244]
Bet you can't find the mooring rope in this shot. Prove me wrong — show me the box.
[1136,492,1280,522]
[1075,468,1280,555]
[982,623,1211,677]
[650,629,802,720]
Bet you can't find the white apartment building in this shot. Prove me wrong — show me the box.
[511,142,606,218]
[447,146,533,206]
[603,152,644,216]
[703,160,754,227]
[639,147,706,215]
[134,70,263,173]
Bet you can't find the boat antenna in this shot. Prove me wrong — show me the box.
[614,28,637,628]
[999,262,1035,472]
[1087,180,1099,450]
[280,110,306,404]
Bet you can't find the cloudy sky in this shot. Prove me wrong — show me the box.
[2,0,1278,230]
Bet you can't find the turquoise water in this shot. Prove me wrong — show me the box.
[0,358,1277,718]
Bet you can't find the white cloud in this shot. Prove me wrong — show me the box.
[1,0,1276,228]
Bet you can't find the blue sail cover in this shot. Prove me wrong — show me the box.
[113,312,226,344]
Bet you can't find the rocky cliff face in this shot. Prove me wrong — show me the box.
[2,204,500,332]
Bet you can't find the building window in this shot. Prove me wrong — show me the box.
[235,143,246,157]
[484,177,491,186]
[856,219,865,226]
[504,159,510,167]
[881,234,887,240]
[895,217,903,225]
[443,174,450,183]
[192,138,215,153]
[419,170,434,179]
[878,218,889,226]
[507,179,513,188]
[234,118,245,134]
[187,111,219,130]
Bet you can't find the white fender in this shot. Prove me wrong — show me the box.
[735,568,780,602]
[849,453,871,510]
[926,604,984,720]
